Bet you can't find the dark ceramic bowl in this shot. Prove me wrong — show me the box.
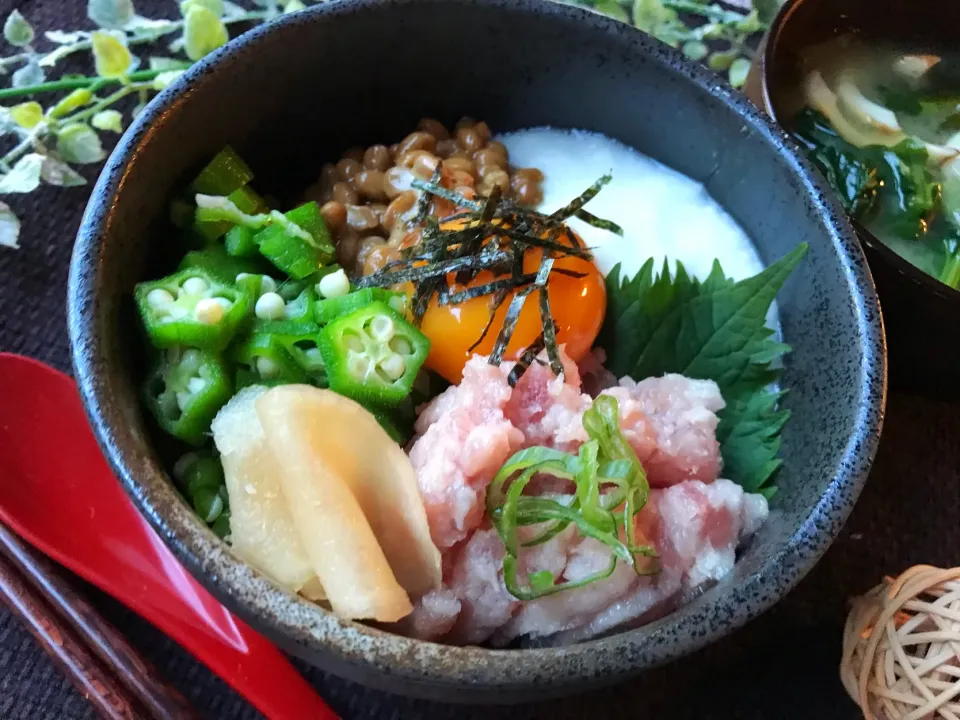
[68,0,886,703]
[745,0,960,400]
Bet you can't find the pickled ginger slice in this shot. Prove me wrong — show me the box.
[256,385,441,621]
[211,386,319,595]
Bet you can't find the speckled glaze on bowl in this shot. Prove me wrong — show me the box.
[67,0,886,703]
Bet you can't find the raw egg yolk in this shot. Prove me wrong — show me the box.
[418,232,606,384]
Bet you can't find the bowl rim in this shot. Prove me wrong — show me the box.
[752,0,960,305]
[68,0,886,691]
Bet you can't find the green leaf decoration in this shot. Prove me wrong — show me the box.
[148,56,192,71]
[599,243,809,494]
[9,102,43,129]
[632,0,675,31]
[0,153,45,193]
[708,49,737,71]
[632,0,686,47]
[728,56,752,89]
[92,109,124,133]
[44,30,86,44]
[4,10,35,47]
[152,69,185,90]
[40,156,87,187]
[91,31,133,78]
[593,0,630,23]
[682,41,709,62]
[183,5,228,62]
[753,0,784,25]
[0,202,21,249]
[180,0,225,17]
[87,0,135,30]
[56,123,106,164]
[12,59,44,88]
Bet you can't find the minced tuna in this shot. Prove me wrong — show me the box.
[403,347,766,645]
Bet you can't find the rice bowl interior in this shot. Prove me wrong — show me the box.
[67,0,884,700]
[131,116,806,649]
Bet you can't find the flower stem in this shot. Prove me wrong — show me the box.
[0,52,31,69]
[0,79,157,172]
[0,126,43,173]
[662,0,764,27]
[31,10,269,71]
[0,70,163,101]
[60,82,153,125]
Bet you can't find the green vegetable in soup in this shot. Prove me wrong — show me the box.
[793,108,960,287]
[792,39,960,289]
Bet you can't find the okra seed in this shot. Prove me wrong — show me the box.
[343,331,364,353]
[255,292,286,320]
[236,272,251,282]
[260,276,278,294]
[256,356,280,379]
[173,452,199,480]
[168,306,189,321]
[389,336,413,355]
[379,354,406,381]
[213,297,233,311]
[348,353,370,380]
[304,348,324,366]
[182,349,201,365]
[175,391,192,412]
[181,276,209,295]
[194,298,226,324]
[146,288,175,309]
[368,315,395,342]
[317,268,350,299]
[202,494,224,523]
[187,377,207,394]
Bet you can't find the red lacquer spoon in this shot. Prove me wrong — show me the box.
[0,353,337,720]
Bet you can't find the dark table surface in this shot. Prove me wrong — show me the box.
[1,0,958,718]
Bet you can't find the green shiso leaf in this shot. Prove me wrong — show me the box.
[598,243,808,494]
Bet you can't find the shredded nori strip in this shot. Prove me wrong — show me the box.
[549,173,612,222]
[467,289,509,353]
[485,224,593,260]
[510,245,524,281]
[355,248,512,288]
[362,174,619,376]
[550,268,588,279]
[411,178,483,212]
[441,272,541,305]
[489,285,540,366]
[489,258,554,366]
[574,209,624,236]
[411,276,442,326]
[437,210,475,226]
[507,333,546,387]
[413,167,443,227]
[455,186,502,285]
[538,283,563,376]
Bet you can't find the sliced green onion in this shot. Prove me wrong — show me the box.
[486,396,659,601]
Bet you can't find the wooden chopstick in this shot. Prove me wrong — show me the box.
[0,523,200,720]
[0,550,142,719]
